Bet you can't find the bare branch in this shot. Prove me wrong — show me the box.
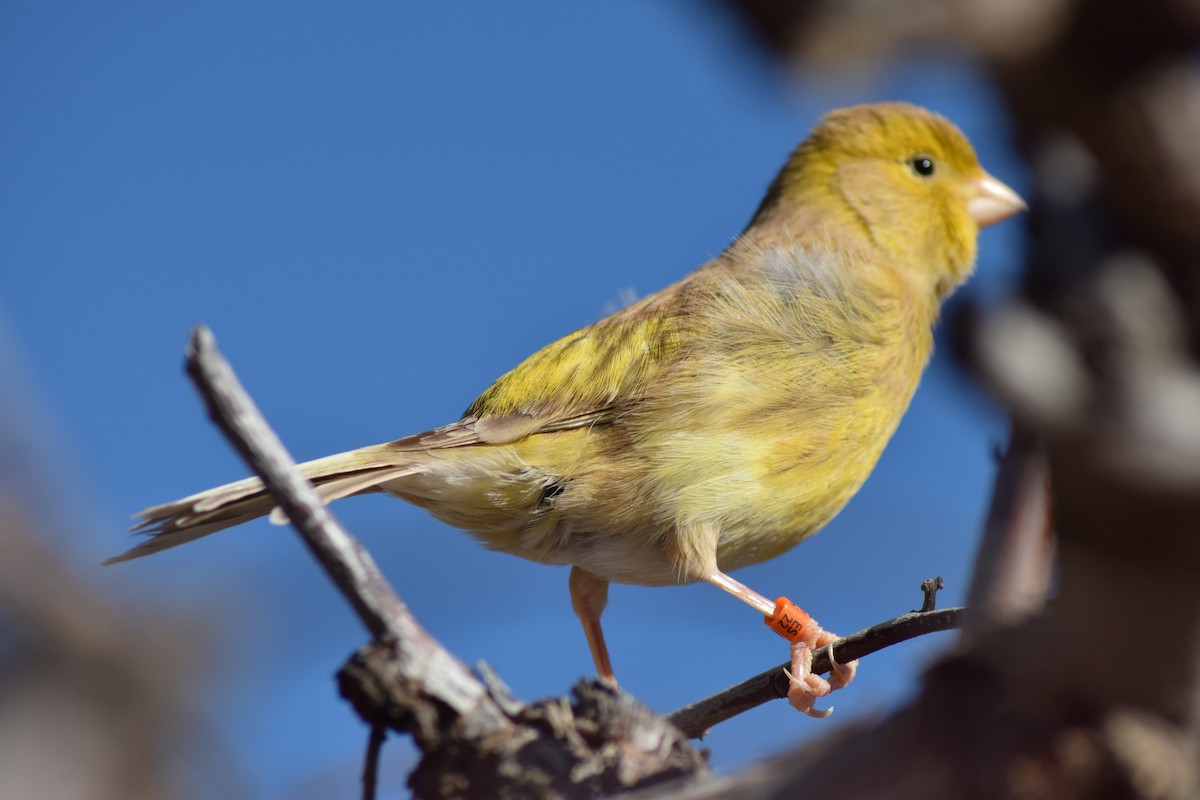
[187,328,404,640]
[665,605,964,739]
[184,325,505,732]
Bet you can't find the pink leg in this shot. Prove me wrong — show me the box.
[706,569,776,615]
[570,566,616,684]
[706,568,858,718]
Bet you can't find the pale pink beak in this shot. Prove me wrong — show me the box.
[967,172,1026,228]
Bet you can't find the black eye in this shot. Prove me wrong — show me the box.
[911,156,935,177]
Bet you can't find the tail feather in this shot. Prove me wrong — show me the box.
[105,497,278,564]
[105,444,418,565]
[265,465,419,524]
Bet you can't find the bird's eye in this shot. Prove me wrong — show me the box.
[910,156,935,177]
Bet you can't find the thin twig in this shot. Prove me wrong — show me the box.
[362,724,386,800]
[919,577,944,613]
[665,606,964,738]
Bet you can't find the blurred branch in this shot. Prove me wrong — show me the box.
[0,376,248,800]
[0,501,218,799]
[961,427,1053,637]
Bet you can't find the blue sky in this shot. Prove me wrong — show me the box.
[1,2,1027,797]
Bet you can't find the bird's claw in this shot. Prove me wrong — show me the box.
[826,641,858,691]
[784,642,833,717]
[783,631,859,718]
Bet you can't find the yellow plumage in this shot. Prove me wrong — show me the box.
[109,102,1024,714]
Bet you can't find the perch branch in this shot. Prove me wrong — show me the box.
[665,604,964,739]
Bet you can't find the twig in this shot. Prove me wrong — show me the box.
[183,327,508,746]
[919,577,944,613]
[362,724,386,800]
[665,606,964,739]
[185,326,407,643]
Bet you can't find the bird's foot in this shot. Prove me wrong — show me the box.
[771,601,858,718]
[784,642,833,718]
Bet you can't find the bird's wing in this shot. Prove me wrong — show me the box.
[388,280,698,451]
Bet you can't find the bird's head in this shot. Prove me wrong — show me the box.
[752,102,1025,301]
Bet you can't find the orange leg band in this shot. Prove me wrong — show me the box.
[765,596,812,643]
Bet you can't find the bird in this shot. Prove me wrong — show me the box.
[108,102,1025,716]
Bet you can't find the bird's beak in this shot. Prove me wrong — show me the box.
[967,172,1026,228]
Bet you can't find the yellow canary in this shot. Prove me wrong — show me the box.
[109,102,1024,716]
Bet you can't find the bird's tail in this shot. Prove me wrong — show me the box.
[104,444,419,565]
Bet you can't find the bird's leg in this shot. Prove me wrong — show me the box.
[569,566,615,684]
[706,569,776,615]
[706,568,858,718]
